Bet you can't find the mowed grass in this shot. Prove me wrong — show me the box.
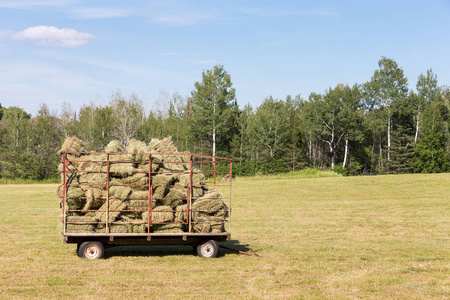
[0,174,449,299]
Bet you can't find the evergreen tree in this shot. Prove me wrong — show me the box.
[414,101,449,172]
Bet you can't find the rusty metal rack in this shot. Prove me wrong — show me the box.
[60,151,232,247]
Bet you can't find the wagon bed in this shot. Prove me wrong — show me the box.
[59,151,232,259]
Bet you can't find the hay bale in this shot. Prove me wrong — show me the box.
[109,224,128,233]
[56,184,63,199]
[66,216,97,223]
[59,136,85,155]
[159,187,185,207]
[153,224,184,233]
[126,139,148,162]
[151,174,175,199]
[127,223,147,233]
[66,224,95,233]
[66,185,84,198]
[137,162,159,173]
[166,187,187,200]
[94,199,127,223]
[77,154,107,171]
[65,186,85,209]
[209,216,225,233]
[109,185,132,200]
[121,173,148,186]
[191,216,226,233]
[82,187,106,210]
[177,173,206,197]
[105,140,124,153]
[175,204,188,223]
[126,199,150,210]
[192,217,211,233]
[129,190,149,200]
[192,190,227,218]
[142,205,174,224]
[109,163,136,177]
[78,172,107,190]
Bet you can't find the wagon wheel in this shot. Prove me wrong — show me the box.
[197,240,219,258]
[78,241,105,259]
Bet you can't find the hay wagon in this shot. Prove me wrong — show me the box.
[59,144,232,260]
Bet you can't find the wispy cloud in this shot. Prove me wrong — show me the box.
[12,26,95,47]
[0,30,14,37]
[239,6,337,18]
[143,1,220,26]
[0,0,72,9]
[71,7,130,19]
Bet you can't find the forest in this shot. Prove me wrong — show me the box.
[0,57,449,180]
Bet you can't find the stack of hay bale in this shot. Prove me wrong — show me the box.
[57,136,229,234]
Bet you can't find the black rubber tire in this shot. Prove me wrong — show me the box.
[78,241,104,259]
[197,240,219,258]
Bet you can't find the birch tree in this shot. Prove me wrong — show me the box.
[190,65,237,156]
[415,69,440,142]
[110,92,145,146]
[366,57,408,160]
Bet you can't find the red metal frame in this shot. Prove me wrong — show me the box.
[61,152,232,236]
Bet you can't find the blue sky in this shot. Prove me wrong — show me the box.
[0,0,449,116]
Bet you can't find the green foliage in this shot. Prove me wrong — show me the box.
[414,102,450,172]
[189,65,238,156]
[0,60,449,180]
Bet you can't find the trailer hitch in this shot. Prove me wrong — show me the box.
[219,244,263,258]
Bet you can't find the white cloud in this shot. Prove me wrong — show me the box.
[12,26,95,47]
[71,7,130,19]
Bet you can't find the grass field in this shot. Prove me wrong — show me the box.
[0,173,449,299]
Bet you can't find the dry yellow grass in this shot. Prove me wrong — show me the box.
[0,174,449,299]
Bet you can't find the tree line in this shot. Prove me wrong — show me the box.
[0,57,449,180]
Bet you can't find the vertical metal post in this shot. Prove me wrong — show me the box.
[213,157,216,187]
[106,153,110,234]
[62,153,67,235]
[148,154,152,234]
[188,155,193,233]
[229,160,233,233]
